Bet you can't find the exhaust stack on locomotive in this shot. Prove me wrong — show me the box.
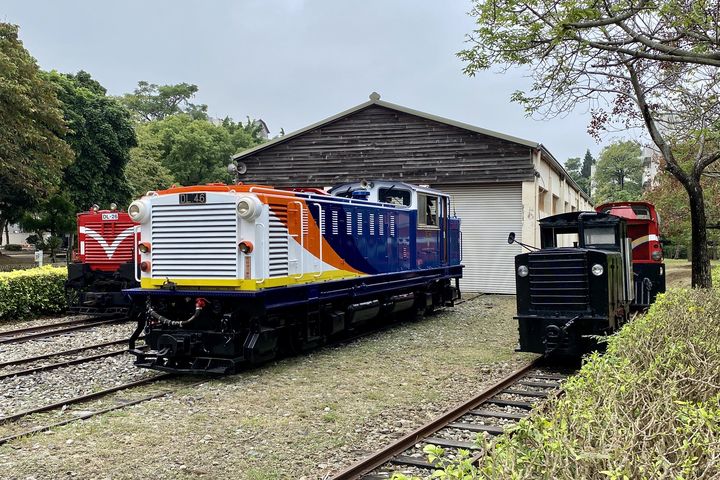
[512,211,633,357]
[125,181,462,374]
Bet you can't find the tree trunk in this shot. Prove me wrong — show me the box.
[4,223,8,245]
[685,182,712,288]
[0,218,5,246]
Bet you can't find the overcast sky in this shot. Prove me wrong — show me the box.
[4,0,633,164]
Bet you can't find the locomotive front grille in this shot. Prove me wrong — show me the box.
[83,221,136,264]
[528,251,589,311]
[151,202,238,278]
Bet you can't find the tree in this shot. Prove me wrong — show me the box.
[129,114,264,187]
[20,194,75,262]
[119,81,208,122]
[459,0,720,287]
[45,71,137,212]
[564,156,590,195]
[593,140,644,203]
[0,23,74,243]
[581,149,594,180]
[125,151,175,198]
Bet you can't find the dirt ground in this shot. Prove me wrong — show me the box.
[0,295,533,480]
[664,259,719,289]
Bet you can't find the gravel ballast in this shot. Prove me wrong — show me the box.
[0,322,136,365]
[0,295,535,479]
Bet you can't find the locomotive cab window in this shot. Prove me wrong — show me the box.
[417,194,439,227]
[379,187,411,206]
[583,226,618,249]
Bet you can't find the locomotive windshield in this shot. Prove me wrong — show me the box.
[379,187,411,206]
[583,226,617,248]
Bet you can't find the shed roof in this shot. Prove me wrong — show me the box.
[233,93,591,203]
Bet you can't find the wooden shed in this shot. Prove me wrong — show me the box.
[233,93,592,293]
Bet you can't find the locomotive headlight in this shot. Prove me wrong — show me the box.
[138,242,151,254]
[651,250,662,261]
[238,240,254,254]
[128,200,148,222]
[517,265,529,277]
[591,264,604,276]
[236,196,261,220]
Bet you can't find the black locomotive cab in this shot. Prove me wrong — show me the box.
[514,212,633,357]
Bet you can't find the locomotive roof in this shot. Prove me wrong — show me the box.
[329,180,448,197]
[595,201,659,222]
[539,211,624,229]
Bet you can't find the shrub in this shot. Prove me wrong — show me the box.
[2,244,22,251]
[405,286,720,479]
[476,288,720,479]
[0,266,67,320]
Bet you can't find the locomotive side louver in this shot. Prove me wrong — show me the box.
[268,204,289,278]
[150,202,238,278]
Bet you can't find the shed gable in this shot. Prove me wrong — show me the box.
[236,105,535,186]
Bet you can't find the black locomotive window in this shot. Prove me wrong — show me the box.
[379,188,411,206]
[584,226,617,247]
[417,194,439,227]
[631,205,651,219]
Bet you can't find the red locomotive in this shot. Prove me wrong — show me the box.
[596,201,665,307]
[66,206,139,314]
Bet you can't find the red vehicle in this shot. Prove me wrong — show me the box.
[596,201,665,307]
[66,207,139,314]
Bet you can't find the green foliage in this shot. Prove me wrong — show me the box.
[469,288,720,479]
[644,171,720,257]
[0,266,67,320]
[593,140,644,203]
[129,114,264,187]
[581,149,594,180]
[564,156,590,196]
[119,81,207,122]
[20,194,75,237]
[3,244,21,252]
[391,445,480,480]
[45,70,137,212]
[125,150,175,198]
[0,22,74,230]
[458,0,719,287]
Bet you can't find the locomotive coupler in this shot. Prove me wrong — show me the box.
[544,315,581,356]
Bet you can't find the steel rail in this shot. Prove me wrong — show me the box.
[0,346,149,381]
[331,359,542,479]
[0,377,206,447]
[0,316,127,346]
[0,373,173,424]
[0,337,142,368]
[0,316,96,337]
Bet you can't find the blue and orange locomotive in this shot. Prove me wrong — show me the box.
[125,180,462,374]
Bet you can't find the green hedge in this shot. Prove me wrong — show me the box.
[2,244,22,251]
[0,266,67,320]
[395,278,720,480]
[474,287,720,479]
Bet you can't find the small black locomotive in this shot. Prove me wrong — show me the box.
[511,211,633,357]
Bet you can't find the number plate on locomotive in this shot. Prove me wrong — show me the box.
[179,193,206,205]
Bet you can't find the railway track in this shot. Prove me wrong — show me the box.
[0,314,128,345]
[332,359,573,479]
[0,342,148,381]
[0,372,179,446]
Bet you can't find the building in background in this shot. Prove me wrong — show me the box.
[232,93,592,293]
